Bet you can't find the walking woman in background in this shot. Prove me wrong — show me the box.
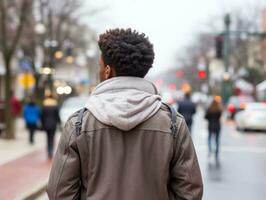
[41,94,61,159]
[205,96,223,164]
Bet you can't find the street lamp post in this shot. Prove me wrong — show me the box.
[35,22,47,101]
[222,14,231,104]
[224,14,231,73]
[44,39,58,93]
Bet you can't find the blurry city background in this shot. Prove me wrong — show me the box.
[0,0,266,199]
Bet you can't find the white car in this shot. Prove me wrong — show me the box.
[60,96,90,125]
[235,103,266,131]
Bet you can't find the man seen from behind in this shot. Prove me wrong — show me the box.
[47,28,203,200]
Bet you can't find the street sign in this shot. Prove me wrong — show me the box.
[18,73,35,89]
[19,58,32,71]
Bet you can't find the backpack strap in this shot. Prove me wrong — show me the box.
[162,103,178,138]
[75,108,88,136]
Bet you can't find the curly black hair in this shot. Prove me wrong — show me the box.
[98,28,154,78]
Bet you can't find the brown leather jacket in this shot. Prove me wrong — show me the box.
[47,104,203,199]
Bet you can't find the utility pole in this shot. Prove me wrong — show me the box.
[224,14,231,74]
[205,56,211,95]
[222,14,231,104]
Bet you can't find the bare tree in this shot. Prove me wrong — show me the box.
[176,3,266,94]
[175,32,214,92]
[0,0,30,139]
[229,6,262,72]
[20,0,101,99]
[0,0,102,139]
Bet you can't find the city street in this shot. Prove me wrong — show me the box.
[192,108,266,200]
[1,1,266,199]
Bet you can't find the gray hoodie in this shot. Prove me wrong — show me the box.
[86,77,162,131]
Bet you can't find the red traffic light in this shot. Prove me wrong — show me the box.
[198,70,206,79]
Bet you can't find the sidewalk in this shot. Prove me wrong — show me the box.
[0,149,51,200]
[0,119,58,200]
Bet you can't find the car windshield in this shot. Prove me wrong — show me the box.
[229,96,253,105]
[246,103,266,111]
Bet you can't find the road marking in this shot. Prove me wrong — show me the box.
[195,145,266,154]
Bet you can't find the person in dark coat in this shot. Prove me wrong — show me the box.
[177,92,196,133]
[23,98,41,144]
[41,94,61,159]
[205,96,223,163]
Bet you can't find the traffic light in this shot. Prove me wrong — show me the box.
[198,70,206,79]
[215,34,224,59]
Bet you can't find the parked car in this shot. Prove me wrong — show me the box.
[59,96,90,125]
[235,102,266,131]
[226,95,254,119]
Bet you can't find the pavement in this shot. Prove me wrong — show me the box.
[0,119,58,200]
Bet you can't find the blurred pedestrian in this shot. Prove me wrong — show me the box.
[41,94,61,159]
[11,91,22,135]
[47,28,203,199]
[23,98,41,144]
[205,96,223,163]
[177,92,196,133]
[11,91,22,118]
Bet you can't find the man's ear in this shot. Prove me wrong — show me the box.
[105,65,111,79]
[105,65,116,79]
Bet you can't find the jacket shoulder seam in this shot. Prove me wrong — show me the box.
[184,159,197,199]
[54,153,70,199]
[175,118,196,199]
[54,128,76,198]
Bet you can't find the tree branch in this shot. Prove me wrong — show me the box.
[54,1,81,44]
[8,0,29,58]
[0,0,8,58]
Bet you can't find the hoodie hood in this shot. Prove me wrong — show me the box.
[86,77,162,131]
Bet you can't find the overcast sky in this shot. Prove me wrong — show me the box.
[85,0,266,76]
